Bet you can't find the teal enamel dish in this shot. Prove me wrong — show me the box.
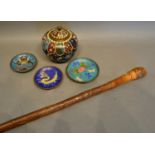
[10,53,37,73]
[66,57,99,83]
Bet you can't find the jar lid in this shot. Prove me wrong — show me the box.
[66,58,99,83]
[34,66,63,89]
[10,53,37,73]
[45,26,73,42]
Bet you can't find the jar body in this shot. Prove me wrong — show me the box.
[42,26,78,63]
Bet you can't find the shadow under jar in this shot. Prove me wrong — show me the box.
[42,26,78,63]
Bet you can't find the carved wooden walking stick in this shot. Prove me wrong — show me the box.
[0,67,147,132]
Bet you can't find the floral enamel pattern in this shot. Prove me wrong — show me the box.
[10,53,37,73]
[42,26,78,63]
[66,58,99,83]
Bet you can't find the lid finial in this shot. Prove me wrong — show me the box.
[57,26,62,31]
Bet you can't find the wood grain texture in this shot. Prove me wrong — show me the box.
[0,67,147,132]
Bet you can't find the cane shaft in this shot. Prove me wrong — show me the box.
[0,67,147,132]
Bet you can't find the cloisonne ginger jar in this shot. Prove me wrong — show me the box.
[42,26,78,63]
